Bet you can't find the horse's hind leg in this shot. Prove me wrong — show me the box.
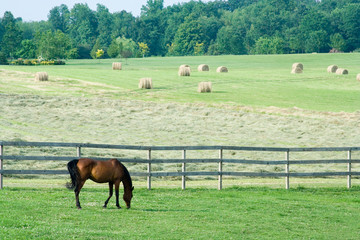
[103,182,113,208]
[115,181,121,209]
[75,180,85,209]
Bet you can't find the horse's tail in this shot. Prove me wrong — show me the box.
[66,159,80,190]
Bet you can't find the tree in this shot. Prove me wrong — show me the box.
[96,49,104,61]
[36,30,71,59]
[138,42,150,57]
[90,39,102,59]
[68,4,98,48]
[330,4,360,52]
[107,36,138,58]
[48,4,70,32]
[305,30,329,53]
[215,26,246,55]
[17,39,37,59]
[1,11,23,57]
[137,0,166,56]
[112,11,136,39]
[171,13,205,56]
[96,4,114,47]
[329,33,346,52]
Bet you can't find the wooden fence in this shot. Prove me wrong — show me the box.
[1,141,360,190]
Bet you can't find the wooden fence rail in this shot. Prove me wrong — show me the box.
[1,141,360,190]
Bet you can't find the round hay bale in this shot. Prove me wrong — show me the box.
[327,65,338,73]
[112,62,122,70]
[179,64,190,69]
[35,72,48,81]
[198,64,209,71]
[216,66,228,73]
[292,63,303,70]
[198,82,212,93]
[178,66,191,76]
[336,68,348,75]
[357,74,360,82]
[139,78,153,89]
[291,67,303,74]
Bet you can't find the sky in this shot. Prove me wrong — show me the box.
[0,0,211,22]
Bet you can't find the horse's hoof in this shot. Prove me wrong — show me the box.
[117,206,121,209]
[103,205,107,209]
[77,207,82,210]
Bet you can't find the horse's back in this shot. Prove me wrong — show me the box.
[77,158,123,183]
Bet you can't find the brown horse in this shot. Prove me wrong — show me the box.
[66,158,134,209]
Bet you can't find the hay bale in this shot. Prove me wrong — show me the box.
[336,68,348,75]
[216,66,228,73]
[198,82,212,93]
[291,67,303,74]
[179,64,190,69]
[327,65,338,73]
[357,74,360,82]
[292,63,303,70]
[139,78,153,89]
[198,64,209,71]
[178,66,191,76]
[112,62,122,70]
[35,72,48,81]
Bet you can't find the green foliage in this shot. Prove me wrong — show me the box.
[1,0,360,58]
[17,39,37,59]
[35,30,71,59]
[1,11,23,57]
[254,36,285,54]
[329,33,346,52]
[107,36,138,58]
[48,4,70,33]
[138,42,150,57]
[172,14,205,56]
[96,49,104,59]
[0,51,8,65]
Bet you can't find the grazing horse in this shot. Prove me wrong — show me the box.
[66,158,134,209]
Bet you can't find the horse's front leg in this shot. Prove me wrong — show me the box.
[115,181,121,209]
[103,182,114,208]
[75,180,85,209]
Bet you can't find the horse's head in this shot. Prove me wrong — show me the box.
[123,186,134,209]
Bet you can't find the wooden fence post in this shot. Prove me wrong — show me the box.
[147,149,151,190]
[182,150,186,190]
[285,150,290,190]
[0,145,3,190]
[77,147,81,158]
[218,148,223,190]
[347,150,352,189]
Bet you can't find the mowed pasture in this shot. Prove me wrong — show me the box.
[1,53,360,112]
[1,185,360,239]
[1,54,360,238]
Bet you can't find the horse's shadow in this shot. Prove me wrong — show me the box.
[140,208,208,213]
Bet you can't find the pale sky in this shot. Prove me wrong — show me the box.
[0,0,212,22]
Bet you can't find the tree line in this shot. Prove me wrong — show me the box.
[0,0,359,62]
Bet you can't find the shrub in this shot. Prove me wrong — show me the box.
[0,52,8,65]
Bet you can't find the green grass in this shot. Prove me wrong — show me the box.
[1,185,360,239]
[1,53,360,112]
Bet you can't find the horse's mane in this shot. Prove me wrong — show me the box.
[120,161,133,189]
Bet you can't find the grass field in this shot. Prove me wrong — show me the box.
[1,53,360,112]
[1,54,360,239]
[1,54,360,174]
[1,184,360,239]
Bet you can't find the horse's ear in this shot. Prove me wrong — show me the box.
[132,186,134,191]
